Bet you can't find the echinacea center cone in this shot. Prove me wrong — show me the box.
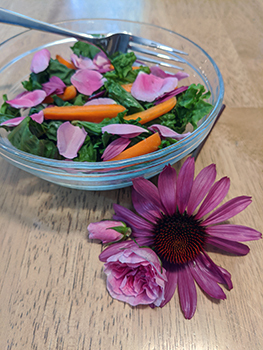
[153,213,206,264]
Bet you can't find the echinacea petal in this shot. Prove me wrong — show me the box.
[57,121,87,159]
[30,48,51,73]
[201,196,252,226]
[132,187,162,223]
[102,124,148,138]
[71,69,106,95]
[195,177,230,220]
[206,236,250,255]
[0,116,26,127]
[206,224,262,242]
[197,252,233,290]
[6,90,46,108]
[148,124,191,140]
[160,269,178,307]
[113,203,154,231]
[101,137,130,161]
[154,86,189,105]
[176,157,195,214]
[158,164,177,216]
[177,267,197,319]
[187,164,216,215]
[132,177,164,213]
[131,71,178,102]
[189,260,226,300]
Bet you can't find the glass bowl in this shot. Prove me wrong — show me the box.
[0,19,224,190]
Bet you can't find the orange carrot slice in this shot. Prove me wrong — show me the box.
[43,104,126,122]
[107,132,161,161]
[124,97,177,125]
[56,54,76,69]
[121,83,133,93]
[43,85,77,104]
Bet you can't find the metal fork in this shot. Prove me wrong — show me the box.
[0,8,188,71]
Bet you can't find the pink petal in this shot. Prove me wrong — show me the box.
[93,51,112,73]
[57,121,87,159]
[176,157,195,214]
[189,260,226,300]
[0,116,26,127]
[0,110,44,127]
[102,137,130,161]
[30,110,44,124]
[206,236,250,255]
[70,53,97,70]
[6,90,46,108]
[158,164,177,216]
[206,224,262,242]
[113,203,154,232]
[154,86,189,105]
[177,267,197,319]
[84,97,116,106]
[70,69,106,95]
[132,187,162,223]
[99,241,134,262]
[148,124,191,140]
[87,220,124,244]
[160,269,178,307]
[187,164,216,215]
[201,196,252,226]
[132,177,164,213]
[195,177,230,220]
[30,48,51,73]
[42,76,66,96]
[150,65,189,80]
[196,252,233,290]
[102,124,148,138]
[131,71,178,102]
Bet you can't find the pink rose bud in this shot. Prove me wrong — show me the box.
[87,220,130,244]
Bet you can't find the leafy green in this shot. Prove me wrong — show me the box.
[104,52,150,84]
[70,41,101,59]
[8,117,59,158]
[74,135,97,162]
[22,59,75,91]
[0,94,21,118]
[104,80,144,114]
[160,84,213,133]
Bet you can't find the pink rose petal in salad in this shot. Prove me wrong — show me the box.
[1,110,44,127]
[6,90,47,108]
[102,137,131,161]
[57,122,87,159]
[150,65,189,81]
[102,124,148,138]
[84,97,116,106]
[93,51,112,73]
[148,124,191,140]
[30,110,44,124]
[131,71,178,102]
[70,54,98,70]
[30,49,51,74]
[42,76,66,96]
[71,69,106,95]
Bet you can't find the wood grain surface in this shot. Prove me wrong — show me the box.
[0,1,262,349]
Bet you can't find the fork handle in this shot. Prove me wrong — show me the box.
[0,8,94,41]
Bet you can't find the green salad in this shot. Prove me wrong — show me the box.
[0,41,213,162]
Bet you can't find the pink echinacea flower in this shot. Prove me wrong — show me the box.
[90,157,261,318]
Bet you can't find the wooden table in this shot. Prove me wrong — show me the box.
[0,1,262,349]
